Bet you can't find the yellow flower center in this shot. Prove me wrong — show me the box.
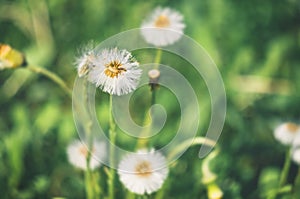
[104,60,127,78]
[135,160,152,177]
[286,122,299,133]
[78,145,95,158]
[154,15,170,28]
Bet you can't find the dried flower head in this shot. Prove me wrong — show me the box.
[75,42,97,77]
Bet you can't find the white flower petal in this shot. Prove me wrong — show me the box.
[118,149,169,195]
[273,122,300,145]
[141,7,185,46]
[67,139,106,170]
[87,48,142,96]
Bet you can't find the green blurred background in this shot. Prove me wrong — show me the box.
[1,0,300,198]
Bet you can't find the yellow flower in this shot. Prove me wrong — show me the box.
[0,44,26,70]
[207,183,223,199]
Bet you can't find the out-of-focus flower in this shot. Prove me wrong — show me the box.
[67,139,106,170]
[75,42,97,77]
[87,48,142,96]
[273,122,300,145]
[292,148,300,165]
[141,7,185,46]
[207,183,223,199]
[0,44,26,70]
[117,149,169,195]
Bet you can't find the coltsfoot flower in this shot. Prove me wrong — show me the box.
[292,148,300,165]
[75,42,97,77]
[273,122,300,145]
[141,7,185,46]
[0,44,26,70]
[87,48,142,96]
[118,149,169,195]
[67,139,106,170]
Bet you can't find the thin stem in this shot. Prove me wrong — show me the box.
[84,79,96,199]
[136,48,162,148]
[154,48,162,69]
[293,167,300,198]
[136,89,154,149]
[108,94,116,199]
[84,169,94,199]
[279,149,292,187]
[167,137,217,161]
[26,65,72,97]
[269,148,292,199]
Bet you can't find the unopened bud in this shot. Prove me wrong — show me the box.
[148,69,160,91]
[0,44,26,70]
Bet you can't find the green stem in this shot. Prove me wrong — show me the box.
[269,149,292,199]
[85,169,94,199]
[136,48,162,148]
[84,79,95,199]
[167,137,217,161]
[26,65,72,97]
[293,167,300,198]
[108,94,116,199]
[154,48,162,69]
[279,149,292,187]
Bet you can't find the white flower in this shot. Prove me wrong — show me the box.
[87,48,142,96]
[141,7,185,46]
[67,139,106,170]
[273,122,300,145]
[292,147,300,165]
[118,149,169,195]
[75,42,97,77]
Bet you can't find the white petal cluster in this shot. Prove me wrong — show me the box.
[75,46,142,96]
[141,7,185,46]
[67,140,106,170]
[118,149,169,195]
[273,122,300,145]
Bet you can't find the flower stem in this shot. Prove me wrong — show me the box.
[279,149,292,187]
[26,65,72,97]
[108,94,116,199]
[269,148,293,199]
[84,168,94,199]
[293,167,300,197]
[167,137,217,161]
[154,48,162,69]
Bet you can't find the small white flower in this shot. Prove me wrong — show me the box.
[67,139,106,170]
[75,42,97,77]
[292,148,300,165]
[273,122,300,145]
[87,48,142,96]
[118,149,169,195]
[141,7,185,46]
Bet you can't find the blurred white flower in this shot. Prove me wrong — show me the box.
[292,148,300,165]
[274,122,300,145]
[75,42,97,77]
[87,48,142,96]
[118,149,169,195]
[141,7,185,46]
[67,139,106,170]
